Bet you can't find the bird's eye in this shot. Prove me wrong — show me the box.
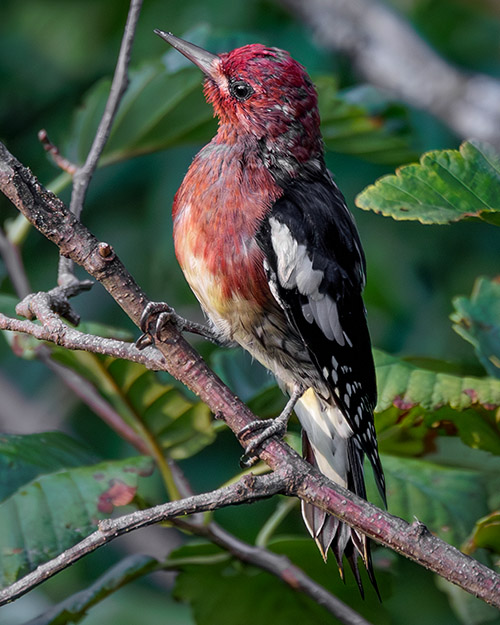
[229,80,254,101]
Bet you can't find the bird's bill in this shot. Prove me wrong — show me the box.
[154,30,220,80]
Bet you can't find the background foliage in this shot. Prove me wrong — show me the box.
[0,0,499,623]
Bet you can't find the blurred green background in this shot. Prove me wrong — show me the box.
[1,1,500,624]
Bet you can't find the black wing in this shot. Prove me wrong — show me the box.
[256,172,383,488]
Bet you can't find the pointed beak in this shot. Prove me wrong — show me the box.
[154,30,220,80]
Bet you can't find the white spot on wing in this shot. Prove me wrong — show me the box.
[295,248,323,295]
[308,296,345,345]
[268,218,349,347]
[269,218,323,294]
[269,218,298,287]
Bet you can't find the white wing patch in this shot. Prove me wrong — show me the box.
[269,217,345,345]
[270,218,323,294]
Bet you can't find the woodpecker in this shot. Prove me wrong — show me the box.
[149,31,386,593]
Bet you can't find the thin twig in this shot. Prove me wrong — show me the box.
[38,130,77,175]
[0,228,30,298]
[59,0,143,285]
[0,310,165,371]
[41,356,152,455]
[68,0,143,219]
[0,474,284,606]
[173,517,374,625]
[1,141,500,607]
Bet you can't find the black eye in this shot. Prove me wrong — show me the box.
[230,80,254,101]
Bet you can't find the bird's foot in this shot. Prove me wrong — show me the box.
[136,301,225,349]
[238,414,290,467]
[238,384,304,467]
[136,301,185,349]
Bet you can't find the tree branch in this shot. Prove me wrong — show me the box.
[59,0,143,285]
[0,309,166,372]
[0,474,283,606]
[68,0,143,219]
[0,471,373,625]
[171,517,375,625]
[0,227,31,299]
[278,0,500,148]
[1,141,499,607]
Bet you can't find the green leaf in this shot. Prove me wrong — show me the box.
[318,79,417,164]
[367,455,489,546]
[0,455,153,587]
[465,511,500,555]
[356,140,500,224]
[0,293,19,318]
[451,276,500,378]
[0,432,95,502]
[24,554,159,625]
[374,350,500,454]
[51,350,215,460]
[172,541,389,624]
[67,62,214,167]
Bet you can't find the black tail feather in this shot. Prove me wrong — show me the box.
[301,431,380,597]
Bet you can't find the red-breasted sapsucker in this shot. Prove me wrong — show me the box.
[151,31,386,593]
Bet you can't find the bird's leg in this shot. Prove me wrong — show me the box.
[238,383,304,467]
[136,301,227,349]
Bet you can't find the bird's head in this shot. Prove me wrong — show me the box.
[155,31,323,170]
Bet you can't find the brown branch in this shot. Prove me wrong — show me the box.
[0,309,165,372]
[0,470,373,625]
[0,474,284,606]
[173,517,374,625]
[278,0,500,149]
[68,0,143,219]
[41,356,153,456]
[38,130,77,176]
[1,141,500,608]
[59,0,143,286]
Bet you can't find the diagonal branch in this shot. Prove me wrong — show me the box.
[172,517,374,625]
[0,472,374,625]
[68,0,143,219]
[0,474,284,606]
[59,0,143,286]
[1,140,500,607]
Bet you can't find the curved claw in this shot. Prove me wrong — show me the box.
[237,384,304,462]
[140,301,176,333]
[239,453,261,469]
[136,301,177,349]
[239,417,289,460]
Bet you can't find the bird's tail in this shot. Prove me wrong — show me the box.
[294,389,380,597]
